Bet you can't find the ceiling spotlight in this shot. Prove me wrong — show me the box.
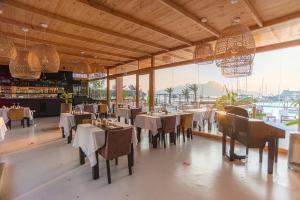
[230,0,238,4]
[80,51,85,55]
[201,17,208,23]
[40,23,48,28]
[233,17,241,24]
[21,27,29,32]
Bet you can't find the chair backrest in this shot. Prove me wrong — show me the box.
[225,105,249,118]
[130,108,142,119]
[181,113,194,128]
[84,105,94,113]
[8,108,25,121]
[82,119,93,124]
[161,115,177,133]
[102,127,133,160]
[99,104,108,113]
[75,114,92,125]
[203,109,213,121]
[60,103,72,113]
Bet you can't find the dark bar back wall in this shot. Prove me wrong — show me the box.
[0,65,74,117]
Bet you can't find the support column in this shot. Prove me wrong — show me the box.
[136,74,140,107]
[116,76,123,106]
[149,57,155,111]
[106,68,110,103]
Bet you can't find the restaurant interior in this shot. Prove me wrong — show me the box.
[0,0,300,199]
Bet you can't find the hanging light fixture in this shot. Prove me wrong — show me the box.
[214,17,255,77]
[194,42,214,65]
[9,28,41,80]
[9,50,41,80]
[28,23,60,73]
[73,60,92,74]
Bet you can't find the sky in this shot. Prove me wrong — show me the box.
[121,45,300,96]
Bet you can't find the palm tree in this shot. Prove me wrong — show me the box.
[182,86,190,103]
[189,84,198,102]
[165,87,174,104]
[292,97,300,131]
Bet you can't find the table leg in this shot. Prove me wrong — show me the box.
[61,128,65,138]
[208,120,212,131]
[79,148,85,165]
[26,118,30,127]
[137,127,141,143]
[130,143,134,167]
[152,133,158,148]
[229,136,235,161]
[92,152,99,180]
[222,132,226,156]
[125,118,128,124]
[268,139,275,174]
[275,138,279,163]
[67,130,72,144]
[117,116,120,122]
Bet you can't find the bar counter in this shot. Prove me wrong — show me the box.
[0,98,61,117]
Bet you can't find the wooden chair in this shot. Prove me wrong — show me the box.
[84,104,94,113]
[130,108,142,125]
[98,104,108,118]
[98,127,133,184]
[60,103,72,113]
[179,113,194,142]
[7,108,25,129]
[82,119,93,124]
[202,109,213,131]
[160,115,177,148]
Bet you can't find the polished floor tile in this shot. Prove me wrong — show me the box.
[0,118,299,200]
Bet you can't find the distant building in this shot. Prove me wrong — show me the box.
[279,90,300,100]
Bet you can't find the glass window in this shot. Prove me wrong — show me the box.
[88,79,107,100]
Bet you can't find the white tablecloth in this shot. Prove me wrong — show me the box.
[76,104,99,113]
[134,112,182,136]
[116,108,131,119]
[0,117,7,141]
[73,124,106,167]
[0,107,33,123]
[186,108,216,127]
[59,113,75,137]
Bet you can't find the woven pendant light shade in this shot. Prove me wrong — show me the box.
[73,61,92,74]
[215,24,255,77]
[0,35,17,60]
[28,44,60,73]
[9,50,41,80]
[194,43,214,65]
[221,64,253,78]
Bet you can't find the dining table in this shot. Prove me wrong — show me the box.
[116,107,140,124]
[59,112,96,143]
[0,107,33,126]
[185,108,216,131]
[0,117,8,141]
[73,120,137,180]
[134,112,187,148]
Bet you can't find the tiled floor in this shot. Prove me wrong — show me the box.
[0,117,300,200]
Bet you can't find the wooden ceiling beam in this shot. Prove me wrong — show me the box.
[0,16,150,55]
[110,10,300,69]
[1,0,170,51]
[77,0,193,46]
[158,0,220,37]
[2,31,124,63]
[241,0,263,27]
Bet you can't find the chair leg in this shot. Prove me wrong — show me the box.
[259,147,263,163]
[7,120,11,129]
[21,119,25,128]
[106,160,111,184]
[190,128,193,139]
[127,154,132,175]
[163,132,166,148]
[115,158,118,165]
[182,127,185,143]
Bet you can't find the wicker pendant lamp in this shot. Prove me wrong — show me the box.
[28,44,60,73]
[9,28,41,80]
[215,19,255,78]
[194,42,214,65]
[0,31,17,60]
[28,23,60,73]
[9,50,41,80]
[73,61,92,74]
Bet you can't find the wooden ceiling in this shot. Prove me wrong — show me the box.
[0,0,300,71]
